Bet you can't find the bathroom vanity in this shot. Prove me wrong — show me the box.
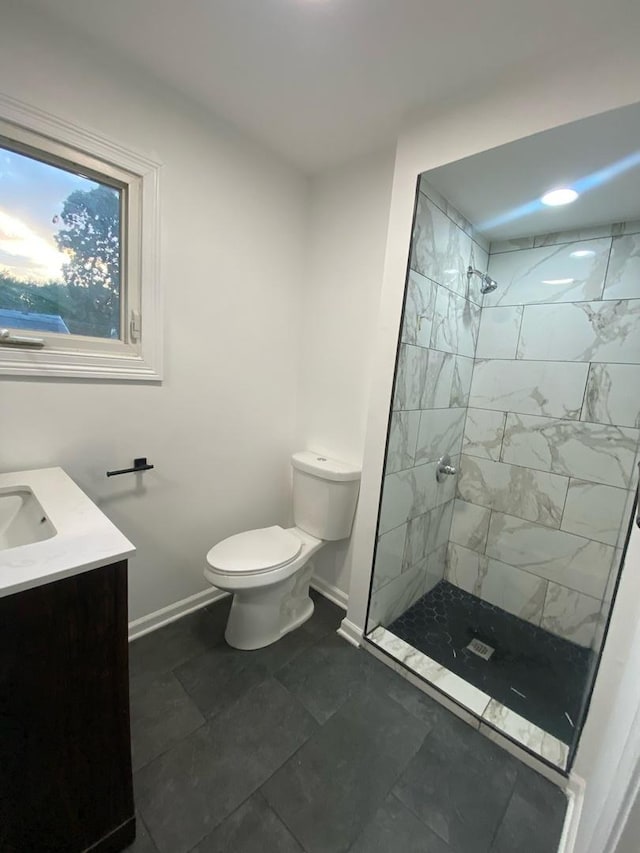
[0,468,136,853]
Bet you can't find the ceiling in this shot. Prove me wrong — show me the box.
[26,0,640,173]
[425,103,640,241]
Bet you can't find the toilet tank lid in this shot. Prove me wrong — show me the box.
[292,451,361,482]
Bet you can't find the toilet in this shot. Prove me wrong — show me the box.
[204,451,361,650]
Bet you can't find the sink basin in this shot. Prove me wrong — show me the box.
[0,468,134,598]
[0,487,56,550]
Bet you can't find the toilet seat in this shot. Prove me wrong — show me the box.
[206,525,302,575]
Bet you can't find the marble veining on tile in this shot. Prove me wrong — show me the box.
[481,701,569,771]
[415,407,465,466]
[485,239,610,307]
[603,233,640,300]
[427,500,455,556]
[430,286,480,357]
[449,355,474,408]
[501,412,639,489]
[393,344,429,411]
[561,479,628,546]
[488,236,535,254]
[402,270,437,348]
[410,194,477,300]
[401,503,455,580]
[368,561,428,627]
[469,359,589,420]
[418,177,490,255]
[582,363,640,429]
[386,411,420,474]
[612,220,640,237]
[475,305,523,360]
[446,542,547,625]
[368,625,492,717]
[485,511,614,599]
[533,226,613,247]
[379,463,439,534]
[457,454,568,528]
[425,543,448,595]
[541,582,600,648]
[450,499,491,552]
[463,408,507,461]
[483,700,544,754]
[517,299,640,364]
[540,734,570,770]
[373,524,408,592]
[402,512,431,571]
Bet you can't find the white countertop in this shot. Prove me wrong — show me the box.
[0,467,135,598]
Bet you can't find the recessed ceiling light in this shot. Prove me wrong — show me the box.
[570,249,596,258]
[541,188,579,206]
[542,278,575,285]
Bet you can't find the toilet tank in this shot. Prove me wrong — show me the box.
[291,451,361,541]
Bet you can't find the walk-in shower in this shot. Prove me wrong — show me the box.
[364,116,640,774]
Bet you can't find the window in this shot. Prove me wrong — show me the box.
[0,95,161,380]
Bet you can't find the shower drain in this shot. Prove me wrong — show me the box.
[467,638,495,660]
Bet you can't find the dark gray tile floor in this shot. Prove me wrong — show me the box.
[127,591,567,853]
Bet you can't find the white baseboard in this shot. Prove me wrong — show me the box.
[129,576,347,643]
[310,575,348,610]
[128,588,229,641]
[559,773,586,853]
[337,617,363,647]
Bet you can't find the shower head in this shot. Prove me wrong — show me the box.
[467,266,498,295]
[480,274,498,294]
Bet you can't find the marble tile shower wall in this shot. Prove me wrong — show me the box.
[369,180,489,629]
[448,222,640,650]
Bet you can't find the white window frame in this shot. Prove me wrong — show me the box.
[0,94,162,381]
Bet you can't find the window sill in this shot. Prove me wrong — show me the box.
[0,347,162,381]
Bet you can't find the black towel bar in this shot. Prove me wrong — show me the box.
[106,457,154,477]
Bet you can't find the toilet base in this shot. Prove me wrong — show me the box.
[224,561,316,650]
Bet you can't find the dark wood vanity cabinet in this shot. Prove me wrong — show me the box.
[0,561,135,853]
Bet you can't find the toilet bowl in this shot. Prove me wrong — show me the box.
[205,525,324,649]
[204,452,360,650]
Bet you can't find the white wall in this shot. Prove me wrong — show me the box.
[0,1,307,622]
[615,766,640,853]
[297,149,394,599]
[342,30,640,853]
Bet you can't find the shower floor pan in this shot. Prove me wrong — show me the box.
[388,581,593,743]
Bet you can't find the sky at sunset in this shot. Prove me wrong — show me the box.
[0,145,99,283]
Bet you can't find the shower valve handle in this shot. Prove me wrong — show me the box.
[436,454,457,483]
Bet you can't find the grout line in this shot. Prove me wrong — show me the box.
[409,264,483,309]
[451,505,611,602]
[455,491,617,549]
[577,362,593,423]
[514,302,526,360]
[393,400,640,434]
[600,236,614,299]
[488,774,521,851]
[460,293,638,310]
[496,410,508,463]
[489,229,619,255]
[558,468,573,532]
[470,355,640,366]
[417,188,489,257]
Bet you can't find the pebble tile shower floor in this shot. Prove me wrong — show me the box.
[127,590,566,853]
[389,580,596,744]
